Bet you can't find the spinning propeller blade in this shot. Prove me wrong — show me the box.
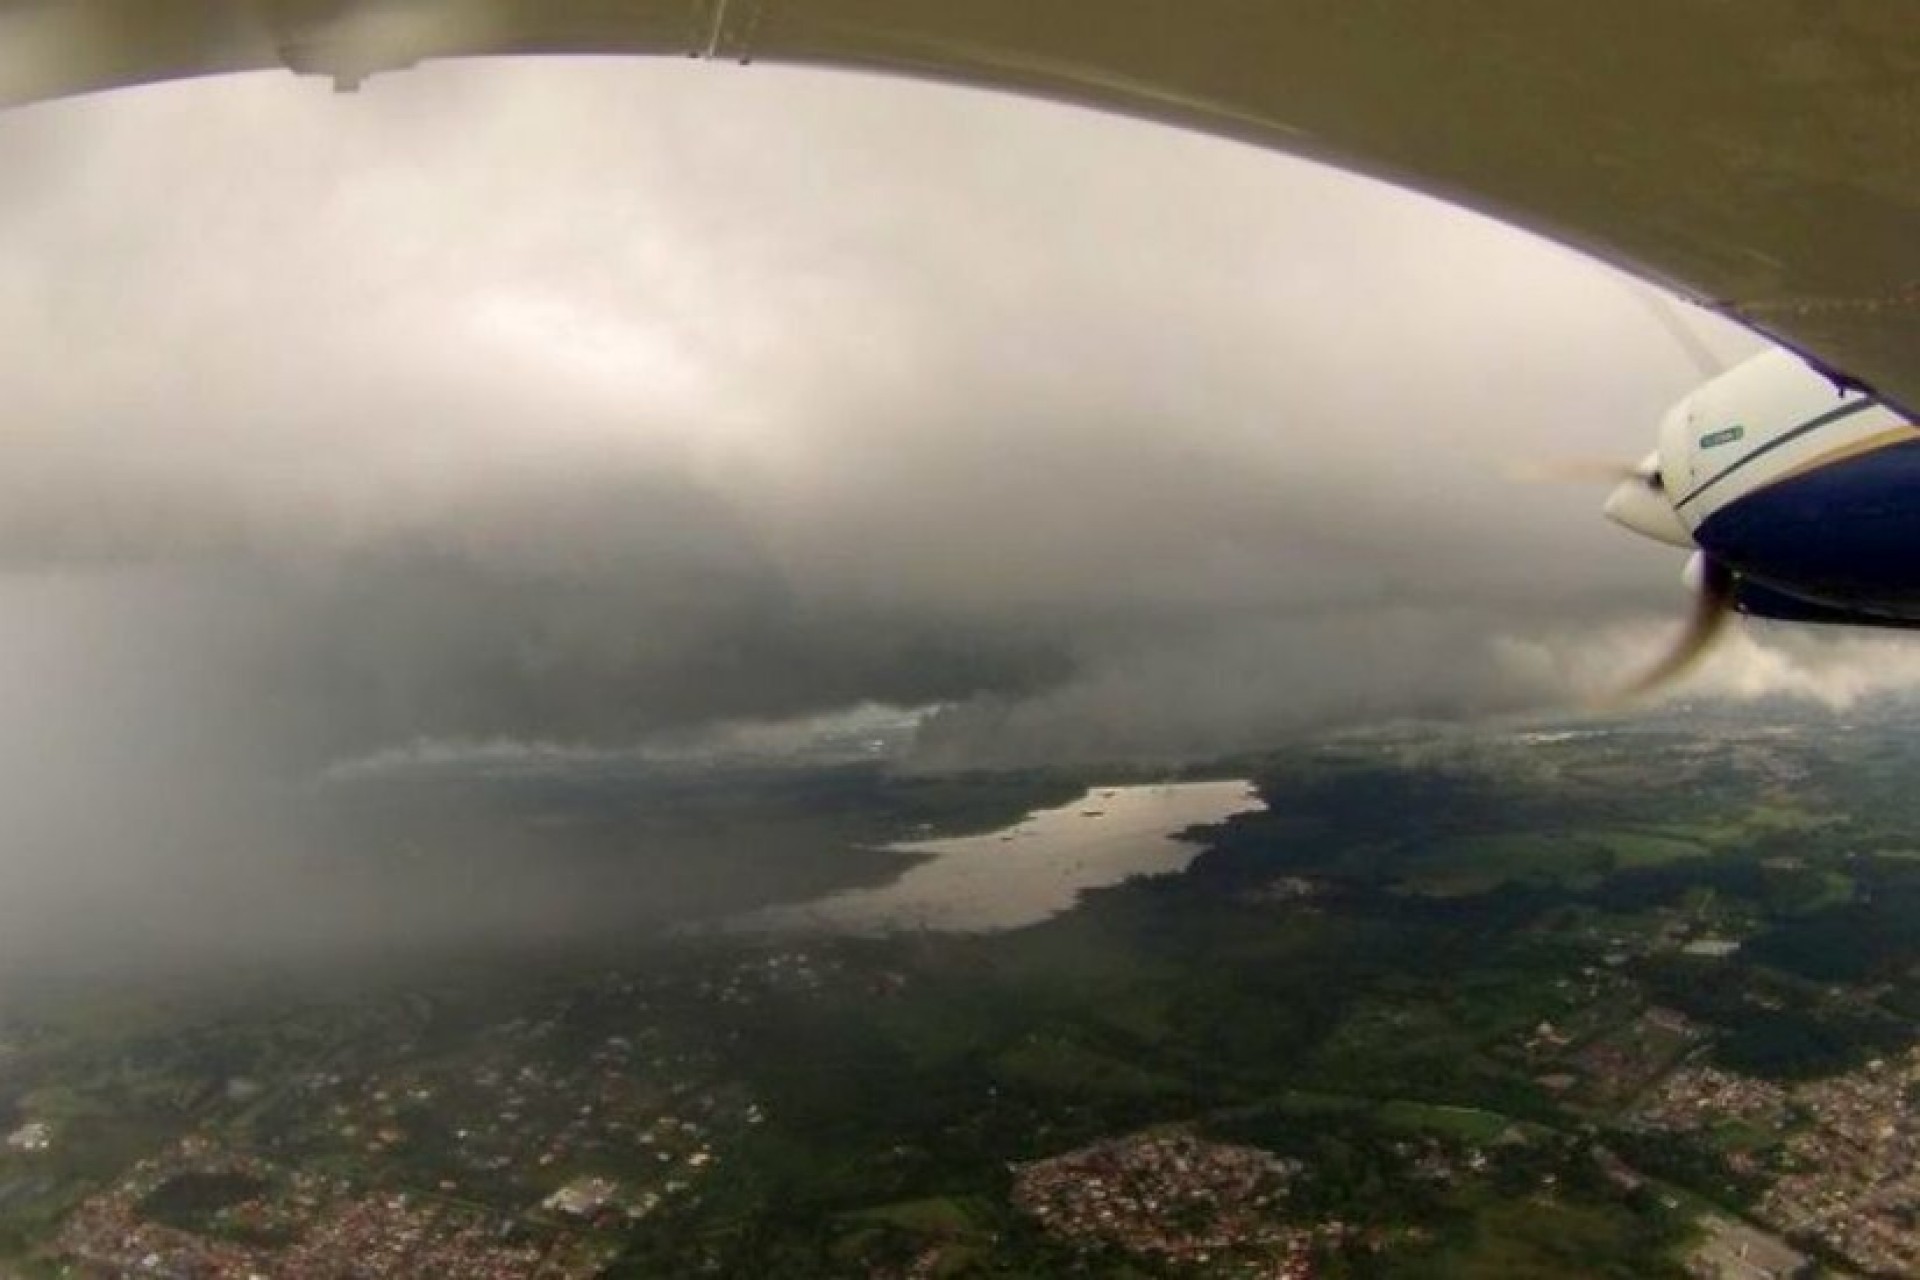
[1605,555,1736,703]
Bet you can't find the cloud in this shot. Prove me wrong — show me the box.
[1502,618,1920,713]
[0,56,1849,961]
[0,60,1779,746]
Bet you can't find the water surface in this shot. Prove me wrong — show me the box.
[739,779,1263,934]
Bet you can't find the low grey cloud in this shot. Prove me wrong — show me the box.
[0,55,1833,960]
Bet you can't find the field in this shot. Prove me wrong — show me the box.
[0,708,1915,1276]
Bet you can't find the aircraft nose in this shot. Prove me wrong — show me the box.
[1603,461,1694,549]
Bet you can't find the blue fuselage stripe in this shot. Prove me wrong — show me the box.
[1696,437,1920,618]
[1674,396,1878,511]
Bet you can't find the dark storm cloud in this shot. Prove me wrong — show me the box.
[12,53,1887,953]
[0,58,1754,761]
[7,54,1912,965]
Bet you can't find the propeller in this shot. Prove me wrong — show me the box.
[1521,450,1732,701]
[1517,287,1747,700]
[1590,454,1743,700]
[1509,431,1738,701]
[1603,553,1736,704]
[1505,458,1643,485]
[1624,283,1731,382]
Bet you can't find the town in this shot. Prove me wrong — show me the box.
[0,715,1915,1276]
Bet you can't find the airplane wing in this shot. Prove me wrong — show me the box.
[3,1,1916,410]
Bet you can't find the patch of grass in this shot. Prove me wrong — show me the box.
[1397,834,1605,897]
[1272,1089,1373,1118]
[1592,831,1707,868]
[842,1194,989,1236]
[991,1034,1181,1099]
[1429,1193,1682,1278]
[1375,1101,1512,1143]
[1744,804,1833,833]
[1705,1120,1780,1155]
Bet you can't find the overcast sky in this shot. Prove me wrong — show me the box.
[5,56,1918,960]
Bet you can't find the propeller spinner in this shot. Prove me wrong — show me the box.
[1595,442,1736,701]
[1601,452,1690,549]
